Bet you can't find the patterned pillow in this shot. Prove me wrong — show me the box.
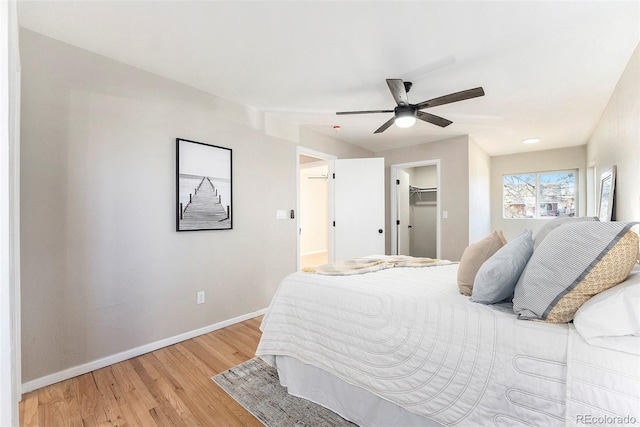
[457,231,506,296]
[545,230,638,322]
[533,216,599,250]
[513,222,639,323]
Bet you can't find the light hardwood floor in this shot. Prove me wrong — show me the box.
[19,317,264,427]
[300,251,328,270]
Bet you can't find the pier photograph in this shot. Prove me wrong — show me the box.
[176,138,232,231]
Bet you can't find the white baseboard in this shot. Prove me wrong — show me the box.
[21,308,268,394]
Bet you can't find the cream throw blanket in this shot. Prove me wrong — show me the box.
[302,255,452,276]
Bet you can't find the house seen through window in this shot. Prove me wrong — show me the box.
[503,170,577,219]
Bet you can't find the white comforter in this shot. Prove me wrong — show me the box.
[258,264,577,426]
[566,327,640,426]
[257,264,640,426]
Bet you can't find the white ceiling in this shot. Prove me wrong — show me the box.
[18,1,640,156]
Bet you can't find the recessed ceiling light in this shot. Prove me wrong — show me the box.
[522,138,541,144]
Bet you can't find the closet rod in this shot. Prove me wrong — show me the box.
[409,185,437,193]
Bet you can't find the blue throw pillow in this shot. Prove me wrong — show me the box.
[471,229,534,304]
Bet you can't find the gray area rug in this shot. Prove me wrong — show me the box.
[212,357,357,427]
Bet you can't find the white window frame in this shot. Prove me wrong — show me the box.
[502,169,579,219]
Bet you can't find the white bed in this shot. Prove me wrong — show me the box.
[256,263,640,426]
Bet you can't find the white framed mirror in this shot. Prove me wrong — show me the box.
[598,165,616,221]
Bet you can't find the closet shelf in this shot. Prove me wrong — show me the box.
[409,185,437,200]
[409,185,437,193]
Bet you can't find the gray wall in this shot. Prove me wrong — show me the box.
[587,43,639,225]
[468,137,491,243]
[19,29,372,382]
[377,135,473,261]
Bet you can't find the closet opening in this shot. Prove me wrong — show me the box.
[390,160,441,258]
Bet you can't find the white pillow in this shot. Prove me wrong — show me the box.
[574,271,640,354]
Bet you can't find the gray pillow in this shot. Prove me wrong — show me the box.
[533,216,599,249]
[471,229,533,304]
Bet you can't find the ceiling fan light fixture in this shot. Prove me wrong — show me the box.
[336,79,485,134]
[395,108,416,128]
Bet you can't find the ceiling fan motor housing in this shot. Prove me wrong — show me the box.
[394,105,417,128]
[395,105,417,118]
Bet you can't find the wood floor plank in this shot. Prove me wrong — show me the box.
[115,359,157,410]
[143,354,203,427]
[19,315,265,426]
[147,405,176,427]
[172,342,216,377]
[92,367,127,426]
[130,356,185,426]
[109,362,136,394]
[179,338,232,375]
[215,328,259,359]
[73,372,104,426]
[59,377,84,427]
[159,344,258,427]
[20,391,39,427]
[38,385,69,426]
[120,386,158,427]
[196,333,248,367]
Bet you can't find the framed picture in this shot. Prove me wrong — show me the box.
[597,165,616,222]
[176,138,232,231]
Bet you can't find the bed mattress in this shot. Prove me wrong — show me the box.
[257,264,573,426]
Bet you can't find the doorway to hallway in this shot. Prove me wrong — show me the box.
[297,147,335,270]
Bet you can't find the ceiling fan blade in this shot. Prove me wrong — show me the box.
[415,87,485,110]
[417,111,453,128]
[374,117,396,134]
[336,109,394,115]
[386,79,409,106]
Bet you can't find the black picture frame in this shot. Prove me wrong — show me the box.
[176,138,232,231]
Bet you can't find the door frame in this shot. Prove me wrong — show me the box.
[1,1,22,423]
[390,159,441,258]
[296,147,336,270]
[395,169,411,255]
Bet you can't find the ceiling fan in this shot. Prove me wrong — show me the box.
[336,79,485,134]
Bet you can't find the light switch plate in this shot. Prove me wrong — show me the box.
[276,210,287,220]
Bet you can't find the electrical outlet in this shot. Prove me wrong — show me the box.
[442,211,448,219]
[197,291,205,304]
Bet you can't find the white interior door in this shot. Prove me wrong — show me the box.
[333,158,385,261]
[397,169,411,255]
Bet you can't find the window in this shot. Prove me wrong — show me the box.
[503,170,577,219]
